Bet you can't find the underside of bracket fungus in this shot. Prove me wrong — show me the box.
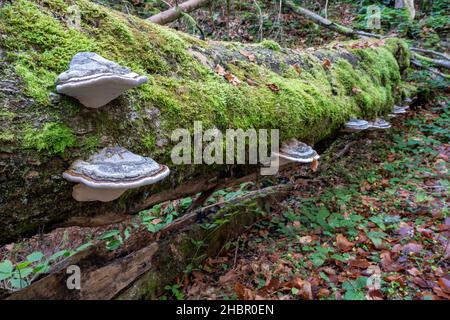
[273,139,320,166]
[62,147,170,202]
[343,118,370,132]
[56,52,148,108]
[368,118,392,130]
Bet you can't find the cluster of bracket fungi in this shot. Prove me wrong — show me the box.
[57,53,170,202]
[57,52,410,203]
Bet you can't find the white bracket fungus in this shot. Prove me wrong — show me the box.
[56,53,148,108]
[62,147,170,202]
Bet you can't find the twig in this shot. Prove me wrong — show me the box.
[233,236,239,269]
[253,0,264,41]
[411,59,450,79]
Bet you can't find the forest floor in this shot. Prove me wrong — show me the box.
[173,95,450,300]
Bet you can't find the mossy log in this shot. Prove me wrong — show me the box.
[0,0,410,244]
[4,184,290,300]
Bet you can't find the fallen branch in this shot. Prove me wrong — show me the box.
[284,0,382,39]
[413,53,450,70]
[411,48,450,61]
[411,59,450,79]
[147,0,212,25]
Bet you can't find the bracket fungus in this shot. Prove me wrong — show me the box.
[343,118,370,132]
[389,105,408,117]
[368,118,392,130]
[62,147,170,202]
[273,139,320,166]
[56,53,148,108]
[393,105,408,114]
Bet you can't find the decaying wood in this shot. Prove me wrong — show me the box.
[5,184,290,300]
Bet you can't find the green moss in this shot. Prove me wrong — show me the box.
[23,122,77,156]
[260,39,282,51]
[0,131,14,142]
[141,134,156,149]
[81,135,100,153]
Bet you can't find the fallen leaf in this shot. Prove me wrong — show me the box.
[402,242,423,255]
[323,58,332,69]
[310,159,319,172]
[246,78,256,86]
[239,50,256,62]
[438,278,450,293]
[407,268,421,277]
[293,63,302,75]
[224,73,241,86]
[151,218,163,225]
[215,64,226,76]
[352,87,362,94]
[267,83,280,92]
[336,234,354,251]
[349,259,371,268]
[317,288,330,298]
[412,277,429,288]
[299,236,313,244]
[219,270,237,285]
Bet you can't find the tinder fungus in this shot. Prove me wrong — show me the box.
[63,147,170,202]
[56,53,148,108]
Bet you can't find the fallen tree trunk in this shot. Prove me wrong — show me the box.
[147,0,212,25]
[4,184,290,300]
[0,0,410,244]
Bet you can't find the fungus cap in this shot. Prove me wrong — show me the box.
[56,53,148,108]
[343,118,370,132]
[392,105,408,115]
[368,118,391,130]
[63,147,170,202]
[274,139,320,164]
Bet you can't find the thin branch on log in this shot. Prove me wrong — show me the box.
[411,48,450,61]
[413,53,450,69]
[411,59,450,79]
[284,1,382,39]
[148,0,212,25]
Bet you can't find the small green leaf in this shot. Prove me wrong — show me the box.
[0,260,13,274]
[27,251,44,263]
[16,261,32,270]
[98,230,120,240]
